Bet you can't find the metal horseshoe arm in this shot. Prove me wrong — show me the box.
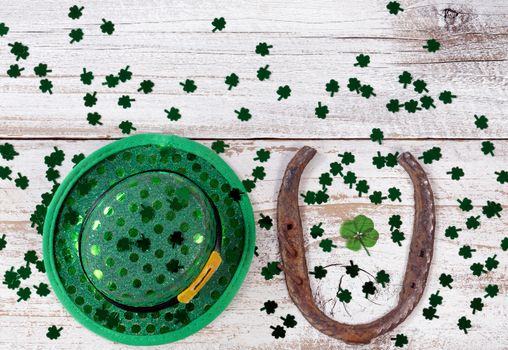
[276,146,435,344]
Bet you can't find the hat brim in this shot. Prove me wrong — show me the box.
[43,134,256,345]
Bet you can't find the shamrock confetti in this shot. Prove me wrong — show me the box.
[257,65,271,81]
[420,95,436,109]
[100,19,115,35]
[68,5,84,19]
[404,100,421,113]
[261,261,281,280]
[369,191,387,204]
[260,300,278,314]
[413,79,429,93]
[103,74,119,88]
[34,63,51,77]
[482,201,502,218]
[39,79,54,94]
[329,162,344,176]
[457,316,471,334]
[46,325,63,340]
[340,214,379,255]
[474,115,489,130]
[470,262,486,277]
[118,66,132,82]
[309,265,327,279]
[9,42,29,60]
[84,92,97,107]
[254,149,270,162]
[80,68,94,85]
[458,245,475,259]
[325,79,340,97]
[359,84,376,98]
[388,214,402,230]
[255,42,273,56]
[343,171,357,188]
[34,282,50,297]
[258,214,273,230]
[470,298,484,314]
[501,237,508,251]
[165,107,182,121]
[211,140,229,154]
[465,215,480,229]
[180,79,197,93]
[3,267,21,289]
[119,120,136,134]
[362,281,376,299]
[398,71,412,88]
[345,260,360,278]
[370,128,384,144]
[212,17,226,32]
[439,273,453,289]
[356,180,370,196]
[388,187,402,202]
[418,147,442,164]
[45,147,65,167]
[118,95,135,109]
[481,141,495,156]
[338,152,355,165]
[386,1,404,15]
[354,54,370,67]
[385,152,399,167]
[484,284,499,298]
[485,255,499,271]
[0,234,6,251]
[270,325,286,339]
[429,291,443,307]
[315,102,329,119]
[0,22,10,36]
[422,306,439,320]
[386,99,403,113]
[252,166,266,181]
[347,77,361,93]
[72,153,85,166]
[457,197,473,212]
[337,288,352,303]
[319,239,337,252]
[309,223,324,239]
[87,112,102,126]
[439,90,457,104]
[15,173,29,189]
[495,170,508,184]
[24,250,38,264]
[17,287,31,302]
[138,80,155,94]
[276,85,291,100]
[69,28,84,43]
[0,143,18,160]
[376,270,390,288]
[7,64,24,78]
[391,333,408,347]
[235,107,252,121]
[166,259,183,273]
[444,226,461,240]
[423,39,441,53]
[225,73,239,90]
[281,314,297,328]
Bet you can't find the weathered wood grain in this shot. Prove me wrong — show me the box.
[0,139,506,349]
[0,0,506,139]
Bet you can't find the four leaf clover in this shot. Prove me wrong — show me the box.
[340,215,379,255]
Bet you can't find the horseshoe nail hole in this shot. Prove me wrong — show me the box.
[419,250,425,257]
[286,223,294,231]
[411,282,416,289]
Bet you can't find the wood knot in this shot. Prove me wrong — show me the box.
[443,8,460,25]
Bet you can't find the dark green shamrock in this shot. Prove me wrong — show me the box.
[444,226,461,240]
[340,214,379,255]
[46,325,63,340]
[211,17,226,32]
[116,237,132,252]
[337,288,352,303]
[329,162,344,176]
[470,298,484,314]
[252,166,266,181]
[385,152,399,167]
[391,333,408,347]
[235,107,252,121]
[8,42,29,60]
[83,92,97,107]
[68,5,84,19]
[474,115,488,130]
[166,259,183,273]
[0,22,9,36]
[165,107,182,121]
[34,282,50,297]
[439,90,457,104]
[87,112,102,126]
[17,265,31,279]
[439,273,453,289]
[362,281,376,299]
[17,287,31,302]
[347,77,361,93]
[315,190,329,204]
[255,42,273,56]
[301,191,317,205]
[398,71,412,88]
[309,223,324,239]
[242,179,256,192]
[370,128,384,144]
[39,79,54,94]
[257,65,271,81]
[180,79,197,93]
[388,214,402,230]
[386,1,404,15]
[404,99,421,113]
[495,170,508,184]
[423,39,441,52]
[457,316,471,334]
[343,171,357,188]
[34,63,51,77]
[325,79,340,97]
[118,65,132,82]
[3,267,20,289]
[502,237,508,251]
[485,255,499,271]
[138,80,154,94]
[465,215,480,230]
[102,74,119,88]
[100,19,115,35]
[276,85,291,100]
[315,102,329,119]
[258,214,273,230]
[356,179,370,196]
[482,201,502,218]
[80,68,94,85]
[458,245,475,259]
[211,140,229,154]
[319,239,337,252]
[0,143,18,160]
[418,147,442,164]
[369,191,387,205]
[260,300,278,314]
[319,172,332,188]
[413,79,428,93]
[0,234,6,251]
[228,188,244,202]
[254,149,270,162]
[388,187,402,202]
[470,262,486,277]
[69,28,84,43]
[484,284,499,298]
[261,261,281,280]
[15,173,29,189]
[481,141,495,156]
[422,306,439,320]
[281,314,297,328]
[310,265,327,279]
[140,204,155,222]
[135,234,151,252]
[447,167,464,180]
[118,95,135,109]
[359,84,376,98]
[420,95,436,109]
[386,99,403,113]
[46,168,60,182]
[429,291,443,307]
[354,54,370,67]
[72,153,85,166]
[119,120,136,134]
[44,147,65,167]
[345,260,360,278]
[270,325,286,339]
[7,64,24,78]
[338,151,355,165]
[457,197,473,212]
[376,270,390,287]
[225,73,239,90]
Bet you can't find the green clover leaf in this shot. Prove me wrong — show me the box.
[340,214,379,255]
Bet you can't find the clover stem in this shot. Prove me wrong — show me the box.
[360,239,371,256]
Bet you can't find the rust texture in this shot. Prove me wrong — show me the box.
[276,147,435,344]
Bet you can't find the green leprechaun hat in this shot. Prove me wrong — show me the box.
[43,134,256,345]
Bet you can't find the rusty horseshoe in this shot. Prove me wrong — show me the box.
[276,146,435,344]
